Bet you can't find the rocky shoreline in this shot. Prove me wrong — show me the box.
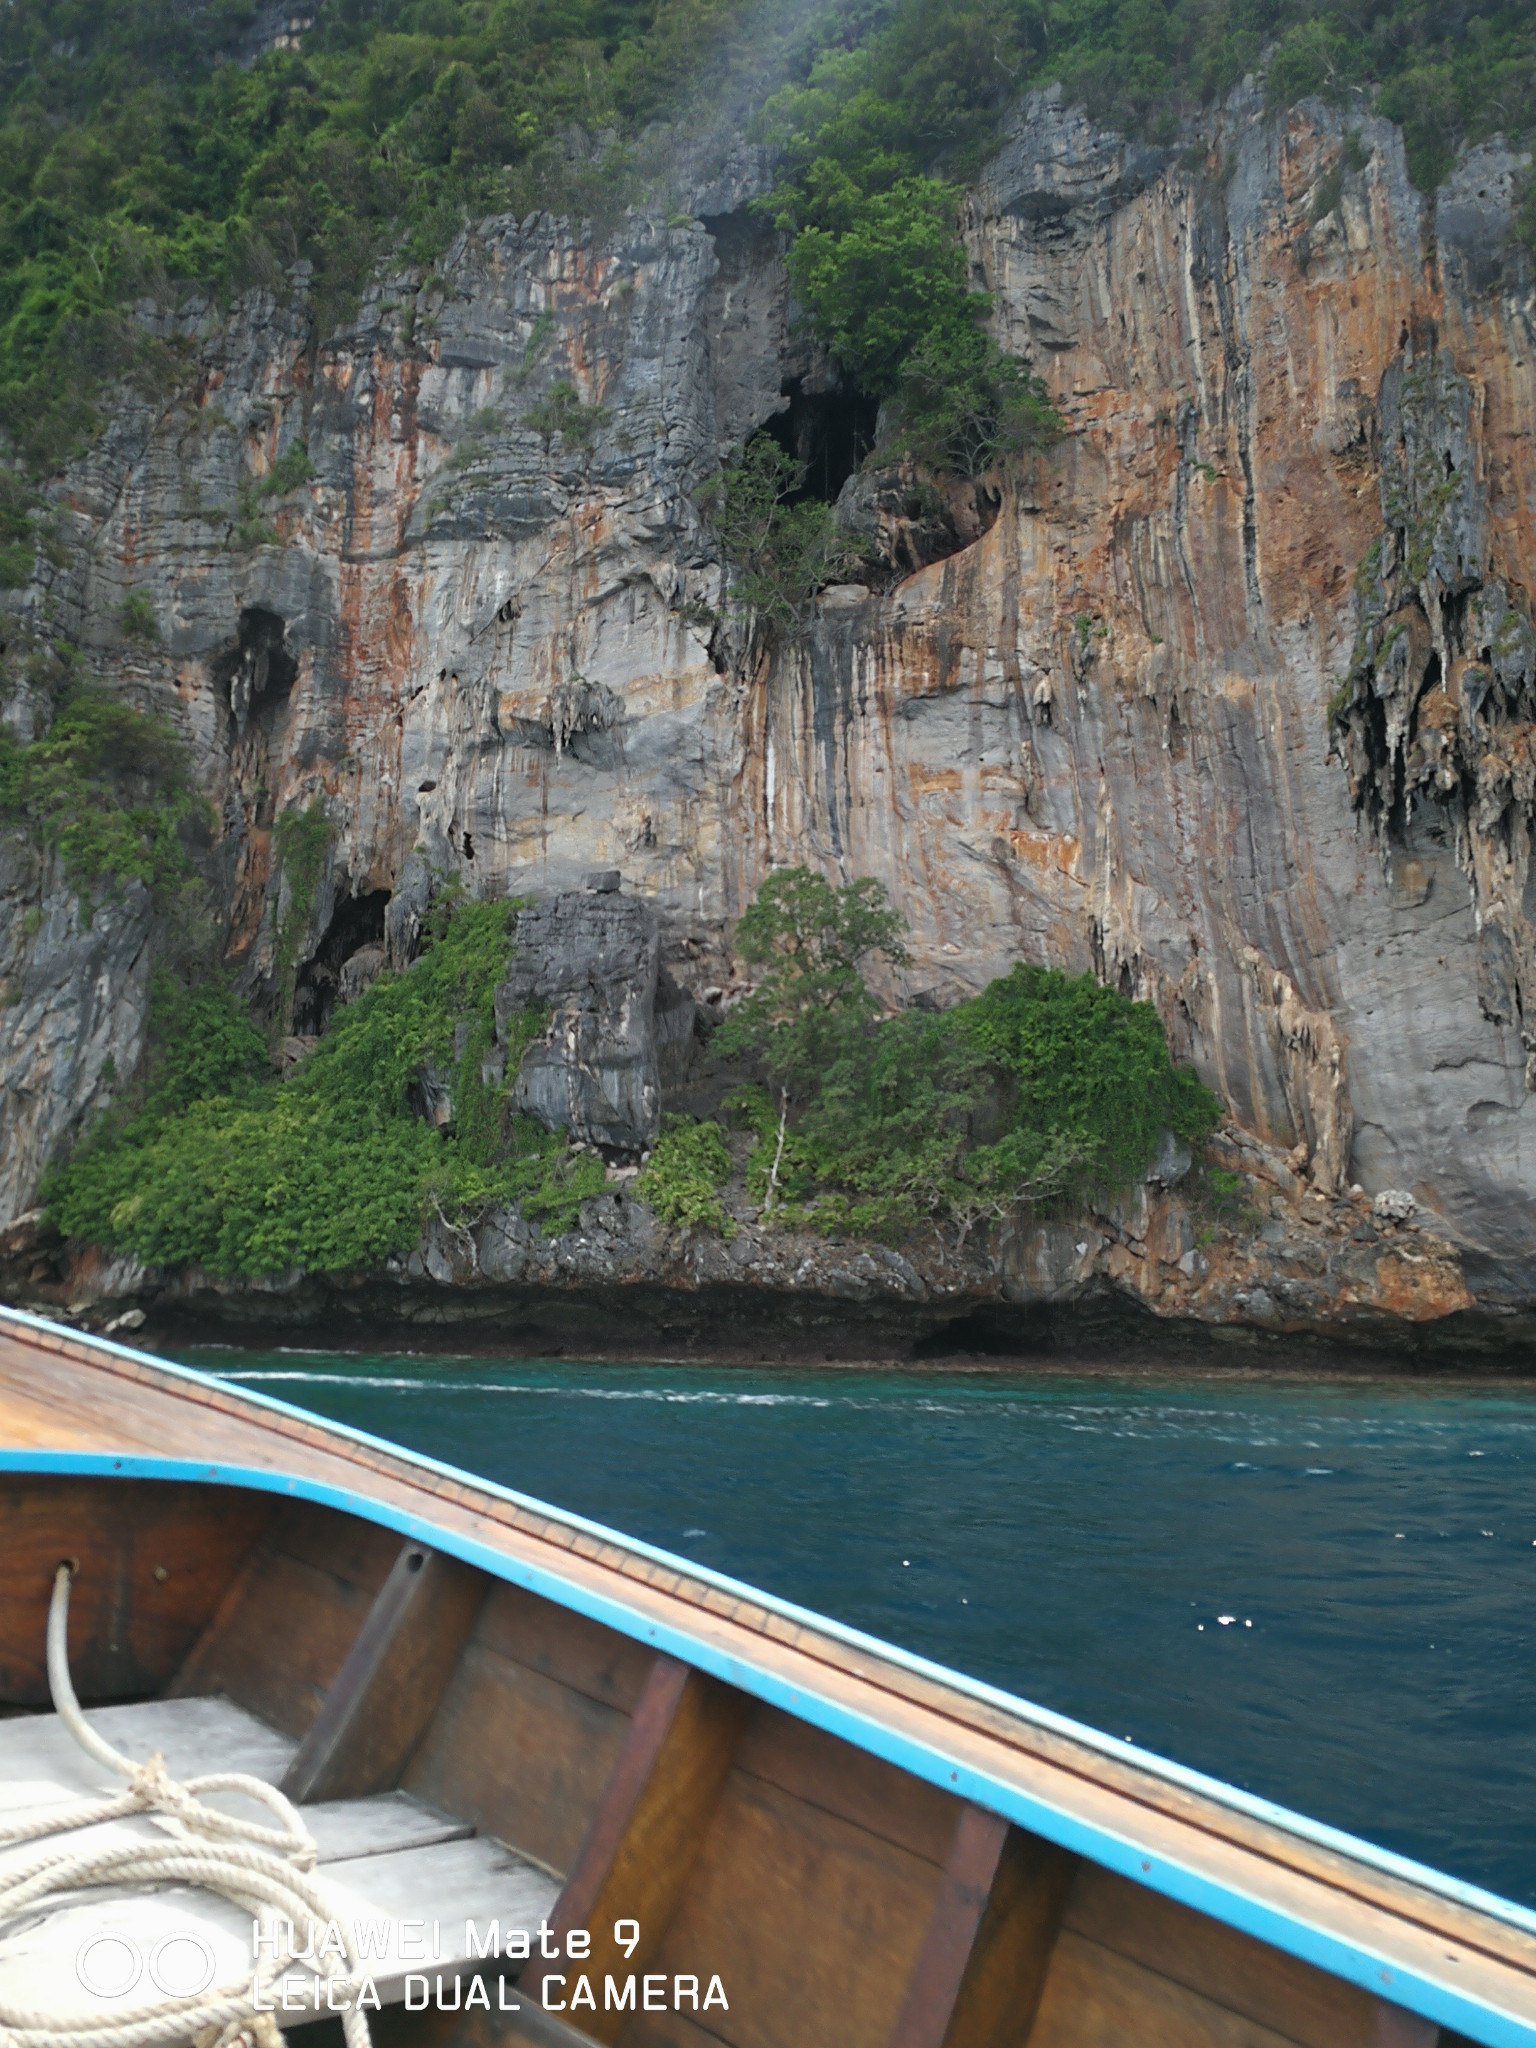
[5,877,1532,1368]
[6,1138,1528,1368]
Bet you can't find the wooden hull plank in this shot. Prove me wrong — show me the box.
[0,1314,1532,2047]
[1027,1929,1303,2048]
[640,1761,945,2048]
[1062,1861,1399,2048]
[731,1700,958,1866]
[403,1634,635,1875]
[526,1659,752,2035]
[0,1472,272,1704]
[281,1540,488,1804]
[169,1498,404,1736]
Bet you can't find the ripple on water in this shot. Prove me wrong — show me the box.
[191,1351,1536,1908]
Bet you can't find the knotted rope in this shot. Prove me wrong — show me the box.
[0,1565,373,2048]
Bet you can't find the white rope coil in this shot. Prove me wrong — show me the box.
[0,1566,373,2048]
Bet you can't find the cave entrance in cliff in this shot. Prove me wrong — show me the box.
[762,379,880,504]
[214,607,298,735]
[291,887,389,1038]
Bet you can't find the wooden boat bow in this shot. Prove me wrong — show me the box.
[0,1306,1532,2048]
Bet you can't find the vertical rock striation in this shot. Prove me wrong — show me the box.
[497,882,661,1152]
[4,83,1534,1326]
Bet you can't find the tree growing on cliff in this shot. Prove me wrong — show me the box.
[703,436,866,637]
[774,172,974,397]
[717,867,910,1083]
[892,325,1063,480]
[712,870,1222,1247]
[715,867,908,1210]
[765,164,1060,487]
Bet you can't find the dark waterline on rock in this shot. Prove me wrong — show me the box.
[179,1348,1536,1909]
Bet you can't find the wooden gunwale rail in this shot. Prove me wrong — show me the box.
[1,1307,1534,2047]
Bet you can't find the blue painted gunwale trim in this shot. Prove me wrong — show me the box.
[3,1309,1532,2046]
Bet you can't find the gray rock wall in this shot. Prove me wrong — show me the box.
[3,84,1534,1330]
[498,883,661,1151]
[0,849,152,1224]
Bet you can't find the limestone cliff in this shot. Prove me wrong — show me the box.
[3,82,1534,1351]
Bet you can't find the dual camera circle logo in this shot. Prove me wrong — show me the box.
[75,1931,219,2002]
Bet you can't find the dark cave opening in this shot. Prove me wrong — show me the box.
[291,887,389,1038]
[701,210,773,282]
[214,606,298,735]
[1394,648,1444,831]
[761,379,880,504]
[909,1296,1163,1356]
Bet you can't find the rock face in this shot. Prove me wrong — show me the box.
[497,884,662,1151]
[0,849,153,1226]
[4,81,1536,1343]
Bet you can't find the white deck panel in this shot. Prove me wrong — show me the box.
[0,1697,557,2019]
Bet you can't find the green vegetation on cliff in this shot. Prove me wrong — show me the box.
[704,436,868,632]
[44,896,603,1275]
[0,0,786,471]
[635,1114,735,1235]
[40,860,1222,1275]
[0,683,204,907]
[0,0,1526,485]
[754,0,1534,441]
[695,869,1220,1245]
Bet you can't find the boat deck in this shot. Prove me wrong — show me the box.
[0,1695,557,2014]
[1,1310,1533,2047]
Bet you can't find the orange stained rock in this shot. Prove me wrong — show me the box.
[1369,1253,1475,1322]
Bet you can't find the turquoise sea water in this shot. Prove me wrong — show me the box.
[180,1350,1536,1908]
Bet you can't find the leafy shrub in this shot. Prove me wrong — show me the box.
[46,894,606,1274]
[635,1115,734,1235]
[714,870,1221,1246]
[138,969,269,1116]
[272,801,331,1009]
[446,406,505,473]
[1265,19,1354,112]
[0,539,32,587]
[793,1007,1090,1244]
[525,380,609,449]
[777,964,1220,1246]
[0,683,200,903]
[1376,66,1461,191]
[892,325,1062,480]
[703,437,866,633]
[226,482,281,552]
[724,1083,821,1211]
[1191,1163,1262,1236]
[0,468,35,586]
[118,589,159,640]
[503,1138,609,1236]
[256,446,317,499]
[965,963,1221,1193]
